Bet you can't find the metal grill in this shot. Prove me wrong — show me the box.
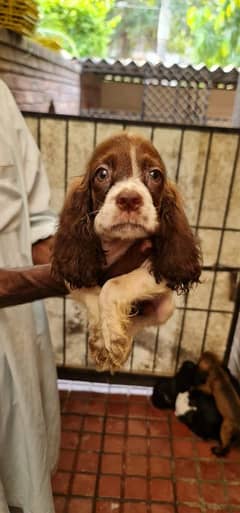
[24,113,240,384]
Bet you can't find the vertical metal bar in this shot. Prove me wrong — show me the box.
[62,120,69,366]
[200,134,240,354]
[224,281,240,365]
[174,131,213,372]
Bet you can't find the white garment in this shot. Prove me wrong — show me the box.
[0,80,60,513]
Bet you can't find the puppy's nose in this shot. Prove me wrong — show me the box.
[116,190,143,211]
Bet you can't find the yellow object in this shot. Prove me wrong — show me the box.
[0,0,38,36]
[31,35,62,51]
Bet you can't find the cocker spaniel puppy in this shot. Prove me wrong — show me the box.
[52,133,201,372]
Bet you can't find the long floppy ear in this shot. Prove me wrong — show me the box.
[151,181,202,294]
[51,177,104,288]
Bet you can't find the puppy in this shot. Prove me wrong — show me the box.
[195,351,240,456]
[52,133,201,372]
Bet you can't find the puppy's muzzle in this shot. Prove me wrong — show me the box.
[116,189,143,212]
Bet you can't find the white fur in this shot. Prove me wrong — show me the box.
[94,177,159,240]
[175,391,197,417]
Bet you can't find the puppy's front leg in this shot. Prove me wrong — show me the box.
[69,287,109,370]
[99,266,170,370]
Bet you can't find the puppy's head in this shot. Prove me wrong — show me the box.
[52,133,201,290]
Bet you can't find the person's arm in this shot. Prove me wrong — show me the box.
[0,241,150,309]
[0,264,68,308]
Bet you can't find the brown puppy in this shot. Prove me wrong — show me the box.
[196,351,240,456]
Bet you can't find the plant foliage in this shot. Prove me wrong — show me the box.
[36,0,120,57]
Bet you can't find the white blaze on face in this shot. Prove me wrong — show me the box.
[130,143,139,178]
[94,176,159,240]
[174,392,197,417]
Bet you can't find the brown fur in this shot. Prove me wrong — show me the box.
[197,351,240,456]
[52,133,202,293]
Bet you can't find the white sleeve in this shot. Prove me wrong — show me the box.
[0,81,57,243]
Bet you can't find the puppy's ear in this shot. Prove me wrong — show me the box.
[152,181,202,293]
[52,177,104,288]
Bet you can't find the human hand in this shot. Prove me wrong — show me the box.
[32,236,55,265]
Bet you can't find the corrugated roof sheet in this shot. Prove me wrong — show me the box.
[80,58,239,84]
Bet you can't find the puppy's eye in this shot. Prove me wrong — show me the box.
[95,167,109,181]
[149,169,162,181]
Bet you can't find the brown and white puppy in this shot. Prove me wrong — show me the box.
[195,352,240,456]
[52,133,201,371]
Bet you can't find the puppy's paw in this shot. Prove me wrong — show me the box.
[108,336,133,370]
[211,445,228,457]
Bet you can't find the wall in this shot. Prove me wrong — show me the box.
[0,29,81,114]
[24,114,240,377]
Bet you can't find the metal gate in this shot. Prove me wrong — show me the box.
[24,113,240,383]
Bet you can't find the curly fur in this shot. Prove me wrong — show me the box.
[52,177,105,288]
[152,182,202,293]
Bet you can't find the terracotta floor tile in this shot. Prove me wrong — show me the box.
[176,480,199,502]
[88,399,107,415]
[126,454,147,476]
[53,495,66,513]
[61,431,79,450]
[61,414,83,431]
[227,483,240,504]
[150,478,174,501]
[172,439,194,458]
[149,437,171,457]
[147,404,169,419]
[72,473,96,496]
[200,482,226,504]
[68,498,93,513]
[59,390,69,412]
[127,436,147,454]
[149,420,169,437]
[98,475,121,498]
[80,433,102,451]
[105,417,125,433]
[107,401,128,416]
[199,460,222,481]
[96,500,120,513]
[52,471,71,495]
[128,402,148,417]
[104,434,125,453]
[109,393,129,403]
[223,461,240,481]
[177,507,202,513]
[76,451,99,473]
[58,449,75,471]
[228,447,240,461]
[151,505,174,513]
[149,437,171,455]
[83,415,104,433]
[195,440,213,458]
[67,396,89,414]
[101,453,123,474]
[124,476,147,499]
[174,459,197,479]
[150,457,171,477]
[128,419,147,436]
[54,390,240,513]
[124,502,148,513]
[171,419,192,437]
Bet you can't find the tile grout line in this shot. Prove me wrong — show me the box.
[63,392,85,513]
[167,412,179,513]
[119,395,129,513]
[91,396,108,513]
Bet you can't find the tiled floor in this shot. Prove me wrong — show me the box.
[53,390,240,513]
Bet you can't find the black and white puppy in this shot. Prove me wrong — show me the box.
[152,360,240,441]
